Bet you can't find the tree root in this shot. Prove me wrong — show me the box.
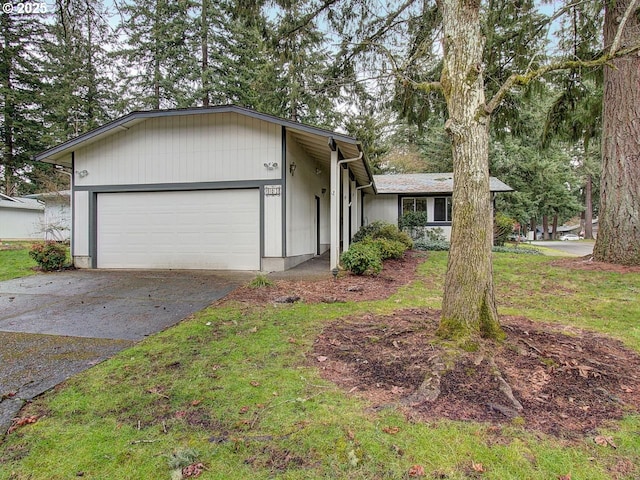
[401,353,525,418]
[401,354,449,406]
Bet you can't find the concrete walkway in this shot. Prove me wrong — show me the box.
[0,269,252,434]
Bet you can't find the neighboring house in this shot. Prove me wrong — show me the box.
[364,174,513,240]
[0,193,45,240]
[34,105,513,271]
[24,191,71,241]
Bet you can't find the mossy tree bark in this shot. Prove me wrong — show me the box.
[436,0,504,341]
[593,0,640,266]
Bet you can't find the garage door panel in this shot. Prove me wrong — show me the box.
[97,190,259,270]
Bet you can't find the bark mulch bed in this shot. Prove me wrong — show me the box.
[224,251,640,437]
[552,255,640,273]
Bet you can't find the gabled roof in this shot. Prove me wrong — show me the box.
[33,105,376,192]
[373,173,513,194]
[0,194,44,211]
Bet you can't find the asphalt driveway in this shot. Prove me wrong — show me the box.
[0,269,252,433]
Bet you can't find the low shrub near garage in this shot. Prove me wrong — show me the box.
[352,221,413,249]
[362,237,407,260]
[28,241,67,271]
[340,242,383,275]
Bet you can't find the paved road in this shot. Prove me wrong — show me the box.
[530,240,595,257]
[0,269,252,434]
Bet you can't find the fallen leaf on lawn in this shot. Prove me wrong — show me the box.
[346,429,355,440]
[239,406,250,414]
[250,381,260,387]
[191,399,202,406]
[594,435,617,449]
[620,385,634,393]
[558,474,571,480]
[175,411,187,419]
[8,415,39,433]
[390,385,404,395]
[408,464,425,477]
[248,327,258,333]
[382,426,400,435]
[472,461,485,472]
[287,337,297,343]
[182,462,205,478]
[317,356,328,362]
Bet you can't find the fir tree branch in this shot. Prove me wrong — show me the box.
[484,42,640,115]
[280,0,341,37]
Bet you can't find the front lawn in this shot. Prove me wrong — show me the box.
[0,243,38,281]
[2,252,639,479]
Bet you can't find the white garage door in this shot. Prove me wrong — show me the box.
[97,190,260,270]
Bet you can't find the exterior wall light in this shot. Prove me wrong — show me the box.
[263,162,278,170]
[76,170,89,178]
[289,161,297,176]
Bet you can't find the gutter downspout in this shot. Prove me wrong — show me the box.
[329,142,363,271]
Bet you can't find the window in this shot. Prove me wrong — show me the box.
[433,197,452,222]
[402,197,427,214]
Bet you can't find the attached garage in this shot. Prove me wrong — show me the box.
[35,106,375,272]
[97,189,260,270]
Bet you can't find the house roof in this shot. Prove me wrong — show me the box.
[373,173,513,194]
[33,105,376,193]
[0,194,44,211]
[24,190,71,201]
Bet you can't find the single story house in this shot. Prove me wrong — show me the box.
[35,105,512,271]
[364,173,513,240]
[24,190,71,241]
[0,194,45,241]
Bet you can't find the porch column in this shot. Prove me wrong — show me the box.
[330,146,339,270]
[342,167,350,252]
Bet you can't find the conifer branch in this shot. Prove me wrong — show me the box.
[484,42,640,115]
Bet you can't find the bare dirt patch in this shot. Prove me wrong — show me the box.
[225,251,425,305]
[313,309,640,436]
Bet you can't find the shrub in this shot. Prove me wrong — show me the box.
[29,241,67,271]
[362,238,407,260]
[352,221,388,244]
[494,212,515,246]
[425,227,447,242]
[354,221,413,250]
[414,239,450,251]
[340,242,383,275]
[399,211,428,240]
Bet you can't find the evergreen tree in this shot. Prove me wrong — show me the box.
[0,7,48,195]
[43,0,116,142]
[115,0,198,111]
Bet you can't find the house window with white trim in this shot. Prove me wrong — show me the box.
[433,197,452,222]
[402,197,427,214]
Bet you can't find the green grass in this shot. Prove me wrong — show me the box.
[0,243,38,281]
[2,252,639,479]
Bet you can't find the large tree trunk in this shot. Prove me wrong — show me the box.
[593,0,640,265]
[542,215,549,240]
[437,0,503,341]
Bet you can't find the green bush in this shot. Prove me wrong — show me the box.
[414,239,451,251]
[340,242,383,275]
[352,221,388,244]
[362,238,407,260]
[494,212,515,246]
[353,221,413,250]
[28,241,67,271]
